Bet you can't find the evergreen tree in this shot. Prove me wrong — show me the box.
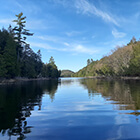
[0,28,9,54]
[91,59,94,63]
[35,50,43,76]
[4,35,17,78]
[21,44,36,78]
[41,57,60,78]
[13,12,33,75]
[87,59,91,66]
[0,54,7,77]
[49,56,55,66]
[0,13,61,79]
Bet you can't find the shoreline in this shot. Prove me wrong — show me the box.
[0,77,56,85]
[85,76,140,80]
[0,76,140,85]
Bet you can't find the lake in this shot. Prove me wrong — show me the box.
[0,78,140,140]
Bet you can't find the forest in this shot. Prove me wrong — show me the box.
[0,13,61,79]
[74,37,140,77]
[60,70,75,77]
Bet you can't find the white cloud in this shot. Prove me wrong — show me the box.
[72,45,97,54]
[112,29,126,38]
[29,42,54,50]
[30,42,69,52]
[36,35,71,47]
[75,0,119,26]
[30,41,97,55]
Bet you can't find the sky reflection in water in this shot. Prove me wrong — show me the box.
[0,78,140,140]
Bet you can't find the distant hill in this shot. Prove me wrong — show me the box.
[61,70,75,77]
[74,37,140,77]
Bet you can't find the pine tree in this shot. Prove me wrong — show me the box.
[13,12,33,75]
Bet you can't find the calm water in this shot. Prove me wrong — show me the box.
[0,78,140,140]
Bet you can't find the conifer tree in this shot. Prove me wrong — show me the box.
[0,55,7,77]
[4,35,17,78]
[13,12,33,62]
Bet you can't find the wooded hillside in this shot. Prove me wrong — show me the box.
[61,70,75,77]
[74,38,140,77]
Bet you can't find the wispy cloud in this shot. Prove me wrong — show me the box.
[36,35,64,43]
[29,42,54,50]
[30,41,97,55]
[14,0,41,15]
[75,0,119,26]
[26,20,51,30]
[72,44,97,54]
[63,42,70,46]
[65,31,81,37]
[51,0,70,7]
[0,18,16,28]
[112,29,126,38]
[0,19,12,24]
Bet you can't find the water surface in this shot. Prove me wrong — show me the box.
[0,78,140,140]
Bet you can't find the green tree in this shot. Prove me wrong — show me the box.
[41,57,60,78]
[129,44,140,76]
[49,56,55,66]
[35,50,43,76]
[0,28,9,78]
[20,44,36,78]
[13,12,33,62]
[4,35,17,78]
[0,28,9,55]
[0,55,7,77]
[87,59,91,66]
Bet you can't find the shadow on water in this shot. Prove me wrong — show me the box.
[0,80,58,140]
[79,79,140,113]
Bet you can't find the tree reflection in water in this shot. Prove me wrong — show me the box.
[80,79,140,112]
[0,80,58,140]
[0,78,140,139]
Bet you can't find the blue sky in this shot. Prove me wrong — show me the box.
[0,0,140,72]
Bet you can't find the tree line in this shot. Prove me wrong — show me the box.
[0,12,61,79]
[74,37,140,77]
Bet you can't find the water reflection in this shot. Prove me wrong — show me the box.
[80,79,140,112]
[0,80,58,139]
[0,78,140,140]
[60,78,76,86]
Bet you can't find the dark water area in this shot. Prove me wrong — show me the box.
[0,78,140,140]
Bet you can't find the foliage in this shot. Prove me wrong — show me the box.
[4,34,17,78]
[61,70,75,77]
[128,43,140,76]
[0,13,60,79]
[41,56,61,78]
[74,38,140,77]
